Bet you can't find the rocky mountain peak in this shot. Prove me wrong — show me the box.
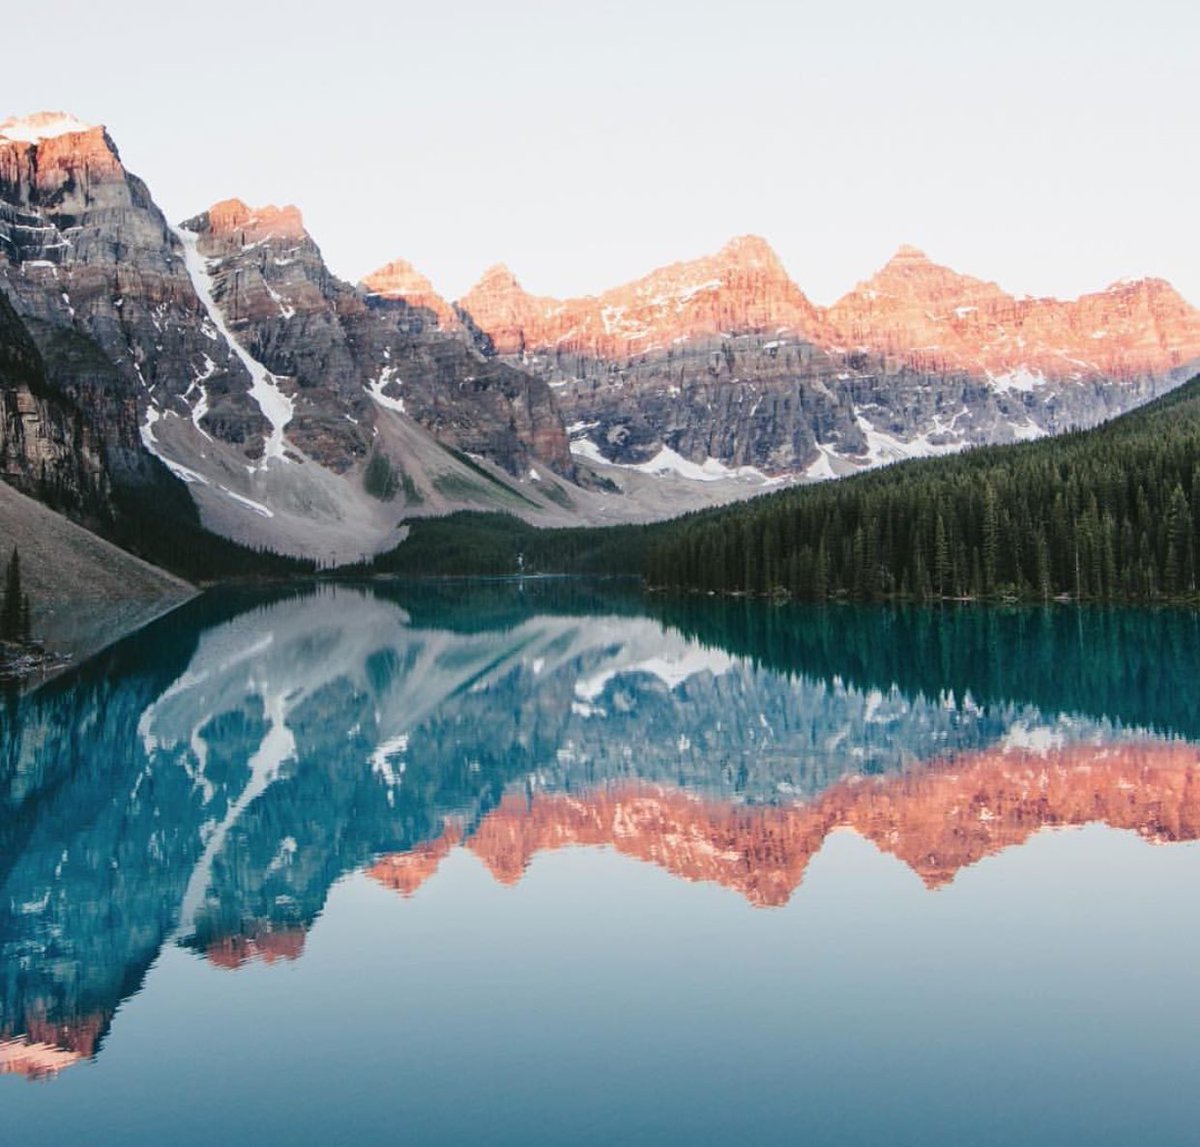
[824,246,1200,380]
[361,258,458,329]
[473,263,526,292]
[458,264,545,354]
[716,233,785,270]
[1101,275,1190,304]
[888,243,931,264]
[850,245,1002,300]
[0,112,125,197]
[206,198,307,243]
[458,237,821,358]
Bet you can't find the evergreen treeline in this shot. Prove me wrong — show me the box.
[355,511,652,579]
[107,463,318,583]
[355,374,1200,605]
[0,547,31,644]
[645,596,1200,741]
[645,374,1200,602]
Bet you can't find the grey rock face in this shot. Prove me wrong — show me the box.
[0,289,108,516]
[182,200,572,478]
[498,334,1175,476]
[0,126,270,466]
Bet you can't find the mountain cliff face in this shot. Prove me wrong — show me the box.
[182,197,570,477]
[3,108,1198,560]
[0,114,576,562]
[412,238,1200,479]
[0,289,107,513]
[826,245,1200,382]
[0,113,269,467]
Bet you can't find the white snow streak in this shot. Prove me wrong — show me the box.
[570,439,778,485]
[172,224,294,467]
[365,364,406,414]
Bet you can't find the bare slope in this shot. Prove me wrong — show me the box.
[0,480,193,658]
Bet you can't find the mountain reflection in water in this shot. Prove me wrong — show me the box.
[1,582,1198,1080]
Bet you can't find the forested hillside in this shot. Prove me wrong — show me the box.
[644,374,1200,601]
[369,374,1200,604]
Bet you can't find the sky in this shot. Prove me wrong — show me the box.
[5,0,1196,306]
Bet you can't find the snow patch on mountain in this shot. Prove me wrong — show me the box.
[856,414,965,466]
[139,406,211,485]
[988,368,1047,394]
[0,112,94,143]
[172,223,294,467]
[571,439,778,485]
[366,364,407,414]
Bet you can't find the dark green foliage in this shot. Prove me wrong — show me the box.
[1,547,22,641]
[643,374,1200,602]
[539,481,575,509]
[443,448,540,508]
[107,461,318,582]
[352,512,653,579]
[400,470,423,505]
[363,374,1200,606]
[363,452,400,502]
[431,472,491,502]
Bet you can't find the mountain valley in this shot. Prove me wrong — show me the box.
[1,110,1198,585]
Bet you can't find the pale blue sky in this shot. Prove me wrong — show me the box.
[5,0,1196,305]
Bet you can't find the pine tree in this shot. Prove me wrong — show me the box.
[1,547,22,642]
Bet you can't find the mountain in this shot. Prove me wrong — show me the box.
[0,114,582,563]
[825,244,1199,382]
[0,263,303,586]
[361,257,460,331]
[396,237,1200,482]
[457,235,822,359]
[641,371,1200,600]
[3,109,1198,572]
[179,197,570,478]
[370,369,1200,604]
[0,287,108,516]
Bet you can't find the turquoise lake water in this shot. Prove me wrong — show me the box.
[1,583,1198,1145]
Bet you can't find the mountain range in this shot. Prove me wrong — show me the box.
[1,110,1198,569]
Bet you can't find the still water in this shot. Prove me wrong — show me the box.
[1,582,1198,1145]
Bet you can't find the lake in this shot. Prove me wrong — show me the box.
[1,582,1198,1145]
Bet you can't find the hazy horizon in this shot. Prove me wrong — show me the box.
[4,0,1196,307]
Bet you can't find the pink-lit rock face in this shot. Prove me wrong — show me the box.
[370,740,1200,908]
[205,927,308,970]
[0,117,125,200]
[0,1014,105,1081]
[361,259,459,330]
[368,828,461,896]
[205,198,308,244]
[456,239,1200,382]
[826,246,1200,381]
[458,235,825,358]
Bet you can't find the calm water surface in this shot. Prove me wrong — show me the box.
[1,583,1198,1145]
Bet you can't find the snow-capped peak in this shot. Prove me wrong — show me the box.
[0,111,95,144]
